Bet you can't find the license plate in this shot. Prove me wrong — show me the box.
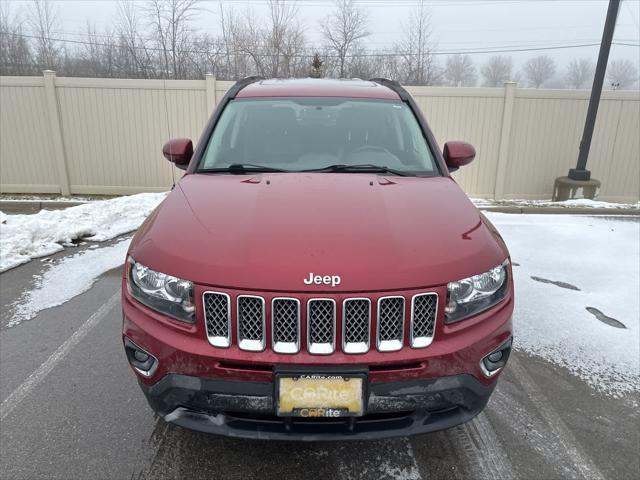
[277,374,364,417]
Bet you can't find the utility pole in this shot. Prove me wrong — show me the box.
[569,0,620,181]
[553,0,620,200]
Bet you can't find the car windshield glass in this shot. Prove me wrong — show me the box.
[198,98,439,175]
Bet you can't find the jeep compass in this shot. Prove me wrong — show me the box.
[122,77,514,440]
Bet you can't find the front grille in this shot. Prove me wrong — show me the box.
[237,296,265,351]
[308,299,336,355]
[272,298,300,353]
[377,296,405,352]
[343,298,370,353]
[202,291,438,354]
[411,293,438,348]
[203,292,231,347]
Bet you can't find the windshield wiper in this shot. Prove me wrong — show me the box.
[200,163,414,176]
[199,163,289,174]
[303,164,414,176]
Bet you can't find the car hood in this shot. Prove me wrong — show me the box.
[129,173,508,292]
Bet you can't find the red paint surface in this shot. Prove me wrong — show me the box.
[130,174,508,292]
[443,141,476,168]
[162,138,193,165]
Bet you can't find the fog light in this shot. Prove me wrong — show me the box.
[488,351,503,363]
[480,337,512,378]
[124,337,158,377]
[134,350,150,362]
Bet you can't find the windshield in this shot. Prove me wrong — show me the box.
[198,98,439,175]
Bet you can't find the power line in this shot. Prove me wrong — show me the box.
[57,28,637,45]
[48,28,626,48]
[199,0,604,6]
[2,30,637,58]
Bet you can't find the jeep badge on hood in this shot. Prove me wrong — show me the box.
[304,273,342,287]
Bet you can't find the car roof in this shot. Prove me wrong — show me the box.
[236,78,401,100]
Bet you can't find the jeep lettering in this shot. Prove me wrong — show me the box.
[303,273,342,287]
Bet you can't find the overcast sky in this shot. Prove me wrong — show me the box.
[5,0,640,81]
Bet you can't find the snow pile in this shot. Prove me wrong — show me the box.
[9,238,131,327]
[0,192,167,272]
[487,212,640,397]
[473,198,640,210]
[0,194,97,202]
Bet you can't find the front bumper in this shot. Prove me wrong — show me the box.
[140,372,496,440]
[123,277,513,440]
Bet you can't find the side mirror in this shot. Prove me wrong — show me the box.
[162,138,193,170]
[443,141,476,171]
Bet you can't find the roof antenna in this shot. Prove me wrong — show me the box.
[162,70,175,190]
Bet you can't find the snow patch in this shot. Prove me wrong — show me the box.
[0,192,166,272]
[0,194,97,202]
[378,461,421,480]
[473,198,639,209]
[487,212,640,397]
[9,238,131,327]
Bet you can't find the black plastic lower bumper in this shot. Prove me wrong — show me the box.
[140,373,496,441]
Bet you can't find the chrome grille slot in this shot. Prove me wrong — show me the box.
[411,293,438,348]
[237,295,265,351]
[343,298,370,354]
[377,296,405,352]
[203,292,231,348]
[307,299,336,355]
[272,298,300,354]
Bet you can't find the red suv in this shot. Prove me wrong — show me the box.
[122,78,513,440]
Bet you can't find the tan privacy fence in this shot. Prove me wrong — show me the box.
[1,72,638,202]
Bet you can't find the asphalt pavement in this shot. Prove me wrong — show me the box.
[0,238,638,480]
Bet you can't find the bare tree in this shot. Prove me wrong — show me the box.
[28,0,60,70]
[565,58,595,89]
[481,55,513,87]
[348,42,377,79]
[145,0,199,79]
[234,8,269,76]
[0,6,35,75]
[278,23,307,76]
[76,23,118,77]
[444,54,476,86]
[218,5,247,79]
[396,0,437,85]
[320,0,369,78]
[189,33,226,79]
[264,0,305,78]
[213,2,307,80]
[607,59,638,90]
[115,0,156,78]
[523,55,556,88]
[375,50,402,81]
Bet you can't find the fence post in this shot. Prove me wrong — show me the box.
[493,81,516,200]
[42,70,70,196]
[205,74,217,115]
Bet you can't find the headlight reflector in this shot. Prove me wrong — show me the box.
[127,257,195,322]
[445,261,509,323]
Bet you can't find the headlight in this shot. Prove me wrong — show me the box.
[127,257,195,323]
[445,260,509,323]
